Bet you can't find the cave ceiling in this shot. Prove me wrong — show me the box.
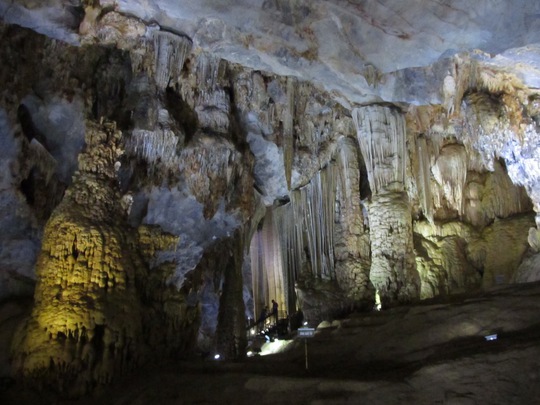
[3,0,540,107]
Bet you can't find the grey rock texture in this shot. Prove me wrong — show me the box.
[2,0,540,396]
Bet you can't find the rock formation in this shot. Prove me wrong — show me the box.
[353,106,419,306]
[1,0,540,397]
[12,121,145,395]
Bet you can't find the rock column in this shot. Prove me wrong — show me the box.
[12,122,144,396]
[353,106,420,307]
[333,138,373,308]
[368,193,418,306]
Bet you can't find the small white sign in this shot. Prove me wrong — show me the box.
[298,327,315,338]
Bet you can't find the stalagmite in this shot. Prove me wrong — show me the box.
[413,220,480,299]
[332,138,372,305]
[11,122,144,396]
[368,193,419,306]
[353,105,419,306]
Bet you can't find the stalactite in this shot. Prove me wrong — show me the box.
[126,129,179,171]
[249,209,286,320]
[464,160,532,228]
[272,202,301,314]
[337,140,353,206]
[352,106,406,194]
[153,31,192,89]
[196,53,223,91]
[291,165,338,281]
[194,53,230,133]
[432,144,468,215]
[265,213,285,307]
[249,160,342,316]
[414,136,433,221]
[196,88,230,132]
[178,134,242,218]
[129,38,150,74]
[283,77,295,189]
[249,229,264,319]
[427,129,444,160]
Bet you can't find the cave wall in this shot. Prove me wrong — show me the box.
[1,5,540,394]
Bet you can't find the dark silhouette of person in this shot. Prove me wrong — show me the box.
[271,299,278,323]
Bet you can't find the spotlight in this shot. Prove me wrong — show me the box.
[214,354,221,360]
[303,322,308,326]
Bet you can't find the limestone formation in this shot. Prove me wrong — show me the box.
[3,1,540,396]
[332,138,372,308]
[11,122,144,396]
[354,105,420,306]
[368,193,419,307]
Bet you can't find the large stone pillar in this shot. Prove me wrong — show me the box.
[333,137,373,308]
[353,106,420,307]
[12,122,144,396]
[368,193,418,306]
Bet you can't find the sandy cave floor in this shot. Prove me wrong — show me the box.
[3,283,540,404]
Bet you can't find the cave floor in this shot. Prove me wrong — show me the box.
[4,282,540,404]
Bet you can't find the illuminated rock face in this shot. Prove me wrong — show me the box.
[10,122,201,395]
[12,122,145,395]
[332,138,372,307]
[368,193,419,306]
[353,106,420,306]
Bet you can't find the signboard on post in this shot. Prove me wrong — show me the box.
[298,327,315,371]
[298,327,315,338]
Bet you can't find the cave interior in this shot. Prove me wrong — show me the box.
[2,1,540,403]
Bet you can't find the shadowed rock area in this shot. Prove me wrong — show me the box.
[3,282,540,404]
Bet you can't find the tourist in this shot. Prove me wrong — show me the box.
[271,299,278,323]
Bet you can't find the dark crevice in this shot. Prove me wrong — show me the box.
[18,104,49,149]
[165,86,198,144]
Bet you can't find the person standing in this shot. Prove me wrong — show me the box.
[271,299,278,323]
